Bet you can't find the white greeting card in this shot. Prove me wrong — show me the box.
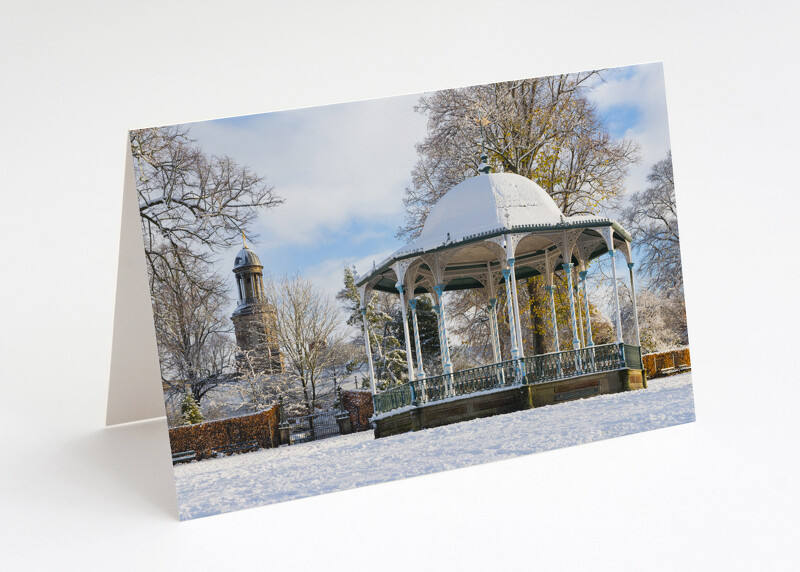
[109,62,695,520]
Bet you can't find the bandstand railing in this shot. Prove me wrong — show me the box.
[372,342,642,415]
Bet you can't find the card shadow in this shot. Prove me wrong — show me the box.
[68,418,178,520]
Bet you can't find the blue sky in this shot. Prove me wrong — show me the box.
[182,62,671,312]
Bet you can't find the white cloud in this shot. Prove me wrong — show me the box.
[171,67,673,318]
[303,248,395,301]
[590,62,672,196]
[186,94,429,251]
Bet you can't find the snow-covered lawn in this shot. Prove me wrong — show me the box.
[174,372,695,520]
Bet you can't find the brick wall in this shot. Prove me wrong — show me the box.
[341,390,374,431]
[168,403,280,459]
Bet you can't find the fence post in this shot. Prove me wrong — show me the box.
[278,395,291,446]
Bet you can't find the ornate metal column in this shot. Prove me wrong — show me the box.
[507,258,525,358]
[563,262,581,350]
[395,283,416,382]
[407,298,426,379]
[628,262,641,347]
[609,250,624,344]
[360,307,377,396]
[502,268,520,360]
[433,284,453,375]
[579,270,594,346]
[546,284,560,352]
[573,274,586,348]
[488,298,502,364]
[484,263,503,365]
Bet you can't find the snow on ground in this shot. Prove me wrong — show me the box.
[174,373,695,520]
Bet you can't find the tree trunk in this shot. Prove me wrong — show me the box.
[301,377,312,415]
[527,279,547,355]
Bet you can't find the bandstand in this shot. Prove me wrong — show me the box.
[356,159,645,438]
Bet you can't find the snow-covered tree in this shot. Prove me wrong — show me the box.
[235,348,299,414]
[583,307,613,346]
[620,287,688,353]
[622,151,683,296]
[617,151,689,351]
[133,126,283,409]
[337,266,409,389]
[398,72,639,361]
[131,126,283,284]
[399,73,638,240]
[150,246,235,404]
[266,274,347,415]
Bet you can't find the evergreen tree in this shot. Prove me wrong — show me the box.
[180,390,204,425]
[389,294,441,374]
[337,266,408,388]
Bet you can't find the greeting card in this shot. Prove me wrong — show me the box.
[108,62,695,520]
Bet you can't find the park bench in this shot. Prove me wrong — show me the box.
[212,440,260,457]
[172,450,196,465]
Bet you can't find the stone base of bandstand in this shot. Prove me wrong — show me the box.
[373,368,646,439]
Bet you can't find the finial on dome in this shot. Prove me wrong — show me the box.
[241,230,248,248]
[478,114,492,175]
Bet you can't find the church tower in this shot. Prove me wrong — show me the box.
[231,238,283,373]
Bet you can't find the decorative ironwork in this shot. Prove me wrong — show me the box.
[520,343,624,383]
[372,343,642,415]
[286,411,341,444]
[622,343,642,370]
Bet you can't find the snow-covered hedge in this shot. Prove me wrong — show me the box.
[642,347,691,379]
[168,403,280,459]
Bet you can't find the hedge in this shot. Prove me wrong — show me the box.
[169,403,280,460]
[341,390,374,431]
[642,347,691,379]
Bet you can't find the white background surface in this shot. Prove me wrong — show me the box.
[1,1,798,570]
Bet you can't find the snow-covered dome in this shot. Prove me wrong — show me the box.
[357,170,626,294]
[409,173,564,252]
[233,246,262,270]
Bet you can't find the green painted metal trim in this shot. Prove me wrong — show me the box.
[357,220,631,289]
[372,343,642,415]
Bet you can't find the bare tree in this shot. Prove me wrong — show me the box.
[132,126,285,413]
[328,341,361,390]
[266,274,348,416]
[620,286,688,353]
[400,73,639,239]
[622,151,683,295]
[150,246,235,403]
[131,125,283,286]
[399,73,639,360]
[235,348,300,414]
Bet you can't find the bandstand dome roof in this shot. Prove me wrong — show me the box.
[358,172,632,294]
[233,245,262,270]
[414,173,566,250]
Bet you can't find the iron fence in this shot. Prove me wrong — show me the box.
[286,410,341,444]
[520,343,626,383]
[372,342,642,415]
